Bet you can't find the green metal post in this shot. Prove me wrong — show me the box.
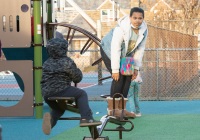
[33,1,43,119]
[47,0,54,39]
[47,0,52,22]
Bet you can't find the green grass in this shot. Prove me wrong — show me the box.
[50,114,200,140]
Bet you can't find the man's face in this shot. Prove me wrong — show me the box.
[130,12,144,29]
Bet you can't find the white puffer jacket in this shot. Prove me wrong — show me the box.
[111,15,148,73]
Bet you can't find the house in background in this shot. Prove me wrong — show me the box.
[54,0,140,70]
[54,0,200,71]
[55,0,140,36]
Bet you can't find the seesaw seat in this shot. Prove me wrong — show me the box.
[47,96,108,140]
[97,93,134,139]
[47,93,134,140]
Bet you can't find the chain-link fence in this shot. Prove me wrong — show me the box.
[0,24,200,101]
[140,24,199,100]
[0,50,102,101]
[147,19,200,36]
[0,49,199,101]
[141,48,199,100]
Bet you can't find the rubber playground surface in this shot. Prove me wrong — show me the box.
[0,74,200,140]
[0,100,200,140]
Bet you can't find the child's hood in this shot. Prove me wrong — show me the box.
[46,38,68,58]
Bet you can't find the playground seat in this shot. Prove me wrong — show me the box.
[48,97,79,114]
[47,96,108,140]
[98,93,134,139]
[97,115,134,139]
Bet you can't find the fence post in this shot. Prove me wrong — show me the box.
[97,20,102,85]
[98,62,102,85]
[0,124,2,140]
[156,49,159,100]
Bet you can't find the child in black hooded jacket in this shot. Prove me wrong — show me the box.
[41,38,101,135]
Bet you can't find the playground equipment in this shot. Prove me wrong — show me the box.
[98,93,134,139]
[48,96,108,140]
[0,0,34,117]
[0,1,134,139]
[47,93,134,139]
[0,0,31,48]
[0,0,101,118]
[0,61,33,116]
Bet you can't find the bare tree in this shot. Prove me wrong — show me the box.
[147,0,200,35]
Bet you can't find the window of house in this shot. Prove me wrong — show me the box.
[101,9,110,22]
[101,6,119,22]
[100,9,119,22]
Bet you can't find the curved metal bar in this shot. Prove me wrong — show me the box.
[47,23,101,54]
[69,29,76,45]
[82,41,94,54]
[98,115,134,139]
[80,38,92,54]
[49,23,101,45]
[104,120,134,132]
[98,76,112,81]
[92,57,103,66]
[66,28,71,41]
[61,24,101,46]
[103,118,134,139]
[59,23,101,42]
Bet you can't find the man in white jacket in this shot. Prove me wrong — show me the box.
[100,7,148,118]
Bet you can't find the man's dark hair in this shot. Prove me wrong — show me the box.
[130,7,144,18]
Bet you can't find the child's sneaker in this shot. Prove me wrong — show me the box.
[135,112,142,117]
[42,112,52,135]
[80,119,102,127]
[131,111,142,117]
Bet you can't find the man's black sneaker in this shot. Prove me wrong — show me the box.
[80,119,102,127]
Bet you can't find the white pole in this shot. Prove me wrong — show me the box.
[57,0,60,11]
[97,20,101,39]
[60,0,65,12]
[112,0,115,21]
